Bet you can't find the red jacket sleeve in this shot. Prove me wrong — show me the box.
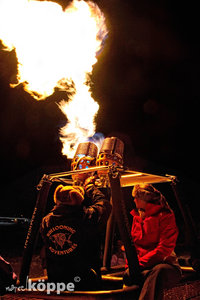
[139,212,178,269]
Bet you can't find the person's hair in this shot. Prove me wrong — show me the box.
[132,184,172,211]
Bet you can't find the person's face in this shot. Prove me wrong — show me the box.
[134,198,147,219]
[134,198,147,210]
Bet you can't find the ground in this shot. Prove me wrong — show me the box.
[2,253,200,299]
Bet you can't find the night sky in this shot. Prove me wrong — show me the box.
[0,0,199,226]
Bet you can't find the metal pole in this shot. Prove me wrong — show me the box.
[102,197,116,270]
[171,180,194,247]
[19,175,52,285]
[108,168,142,285]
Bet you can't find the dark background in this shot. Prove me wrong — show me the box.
[0,0,199,231]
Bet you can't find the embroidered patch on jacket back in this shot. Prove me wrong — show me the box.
[46,225,77,255]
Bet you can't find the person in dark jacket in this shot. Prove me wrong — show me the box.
[40,176,111,290]
[124,184,182,300]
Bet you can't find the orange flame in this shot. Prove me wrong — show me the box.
[0,0,107,158]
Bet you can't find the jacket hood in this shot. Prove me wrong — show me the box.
[131,202,170,218]
[51,203,83,216]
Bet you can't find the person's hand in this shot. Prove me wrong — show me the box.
[138,208,146,220]
[84,175,97,189]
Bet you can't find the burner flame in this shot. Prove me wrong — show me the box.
[0,0,108,158]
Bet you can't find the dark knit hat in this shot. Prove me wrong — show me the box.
[54,185,84,206]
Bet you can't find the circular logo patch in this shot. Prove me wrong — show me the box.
[47,225,77,255]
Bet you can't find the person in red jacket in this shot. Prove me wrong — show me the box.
[123,184,181,300]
